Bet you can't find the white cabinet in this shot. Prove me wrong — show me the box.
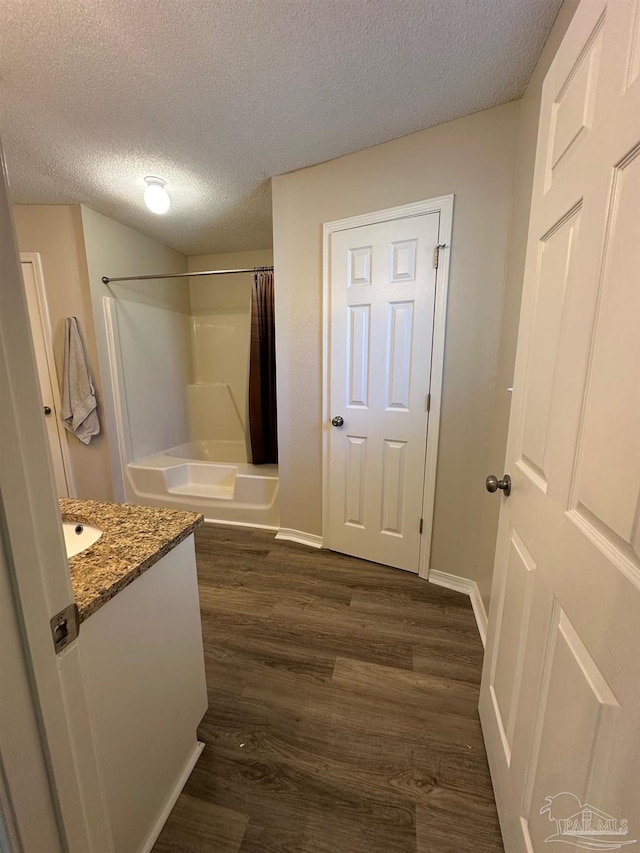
[79,535,207,853]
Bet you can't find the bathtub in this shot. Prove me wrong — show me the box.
[125,442,279,529]
[165,439,247,463]
[102,297,278,529]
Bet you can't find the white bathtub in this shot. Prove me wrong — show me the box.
[102,298,276,528]
[165,439,247,463]
[125,442,279,529]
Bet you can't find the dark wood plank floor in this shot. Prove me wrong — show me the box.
[153,524,504,853]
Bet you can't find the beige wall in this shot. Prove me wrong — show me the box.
[472,0,580,611]
[81,206,190,314]
[188,249,274,313]
[80,206,188,498]
[272,101,520,586]
[12,204,113,501]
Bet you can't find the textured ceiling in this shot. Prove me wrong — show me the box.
[0,0,562,255]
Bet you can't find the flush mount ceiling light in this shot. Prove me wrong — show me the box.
[143,176,170,214]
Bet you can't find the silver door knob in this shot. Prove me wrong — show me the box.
[331,416,344,427]
[486,474,511,497]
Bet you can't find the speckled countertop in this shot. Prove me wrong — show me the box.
[60,498,203,622]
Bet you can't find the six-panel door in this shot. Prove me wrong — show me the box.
[326,213,439,572]
[480,1,640,849]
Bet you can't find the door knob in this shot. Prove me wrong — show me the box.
[43,406,52,416]
[486,474,511,497]
[331,416,344,427]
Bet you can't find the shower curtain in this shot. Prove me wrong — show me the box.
[248,267,278,464]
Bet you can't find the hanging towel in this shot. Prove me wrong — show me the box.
[62,317,100,444]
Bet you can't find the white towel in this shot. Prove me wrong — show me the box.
[62,317,100,444]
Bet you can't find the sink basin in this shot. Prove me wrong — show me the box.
[63,521,102,558]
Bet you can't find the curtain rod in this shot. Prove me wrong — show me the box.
[101,266,273,284]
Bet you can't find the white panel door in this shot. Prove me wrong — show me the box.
[21,256,71,496]
[326,213,439,572]
[480,2,640,850]
[0,142,113,851]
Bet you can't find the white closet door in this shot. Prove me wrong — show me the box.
[326,212,439,572]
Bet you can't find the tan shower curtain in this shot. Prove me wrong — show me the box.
[248,267,278,464]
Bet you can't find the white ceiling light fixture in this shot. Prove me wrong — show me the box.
[143,176,170,214]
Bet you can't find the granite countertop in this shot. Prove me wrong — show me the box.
[60,498,203,622]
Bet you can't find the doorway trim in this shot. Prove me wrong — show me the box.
[20,252,76,497]
[322,195,454,578]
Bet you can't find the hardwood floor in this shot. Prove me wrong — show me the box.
[152,524,503,853]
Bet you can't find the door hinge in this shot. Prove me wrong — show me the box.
[50,603,79,654]
[425,392,431,413]
[433,243,446,269]
[419,518,424,534]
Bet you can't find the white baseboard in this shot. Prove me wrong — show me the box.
[428,569,475,596]
[275,528,323,549]
[139,740,205,853]
[428,569,488,648]
[203,517,279,532]
[469,583,488,648]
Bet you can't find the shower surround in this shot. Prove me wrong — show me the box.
[102,248,278,528]
[188,259,252,461]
